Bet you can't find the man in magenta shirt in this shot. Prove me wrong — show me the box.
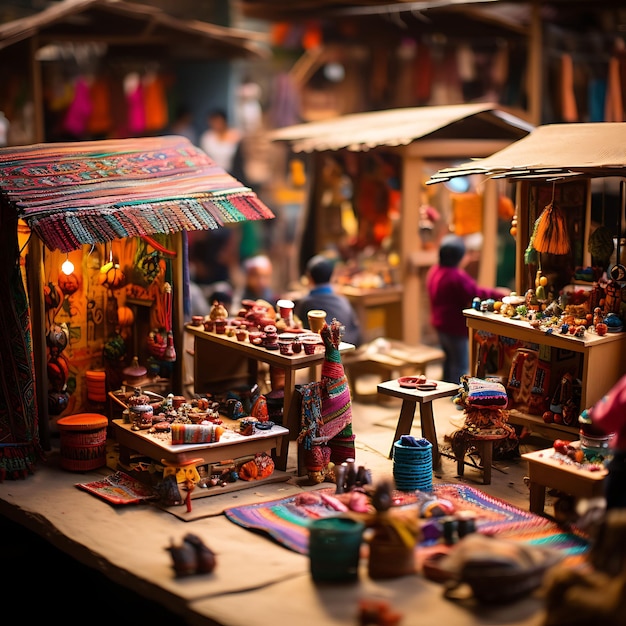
[426,234,508,384]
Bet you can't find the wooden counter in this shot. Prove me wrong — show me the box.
[0,458,546,626]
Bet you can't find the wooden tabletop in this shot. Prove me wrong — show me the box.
[377,379,460,404]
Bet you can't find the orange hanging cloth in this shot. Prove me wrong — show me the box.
[87,76,113,136]
[561,53,578,122]
[605,55,624,123]
[143,73,168,133]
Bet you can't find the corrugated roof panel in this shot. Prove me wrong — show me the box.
[0,135,273,252]
[269,103,533,153]
[428,122,626,183]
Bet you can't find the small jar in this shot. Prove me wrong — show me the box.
[130,404,153,430]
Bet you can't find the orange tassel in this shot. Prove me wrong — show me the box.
[533,203,571,255]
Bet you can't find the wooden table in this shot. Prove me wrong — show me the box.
[522,447,607,514]
[337,285,404,342]
[112,419,289,468]
[376,379,460,469]
[185,325,354,473]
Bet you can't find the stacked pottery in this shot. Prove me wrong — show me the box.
[262,325,279,350]
[392,435,433,492]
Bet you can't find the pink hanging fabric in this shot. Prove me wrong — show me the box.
[125,74,146,135]
[63,77,92,137]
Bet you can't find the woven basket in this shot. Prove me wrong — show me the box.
[57,413,109,472]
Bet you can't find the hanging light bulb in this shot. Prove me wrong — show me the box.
[61,254,74,275]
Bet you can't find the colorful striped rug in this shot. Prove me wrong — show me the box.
[224,483,590,560]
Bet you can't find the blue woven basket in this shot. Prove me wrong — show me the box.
[392,438,433,492]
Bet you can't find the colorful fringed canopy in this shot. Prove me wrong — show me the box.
[0,135,274,252]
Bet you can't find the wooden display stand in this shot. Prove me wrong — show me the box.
[522,446,607,514]
[185,324,354,473]
[464,309,626,440]
[112,419,290,498]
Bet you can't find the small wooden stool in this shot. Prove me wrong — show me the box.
[377,379,460,471]
[455,431,508,485]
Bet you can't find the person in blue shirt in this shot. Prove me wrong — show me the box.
[294,255,363,347]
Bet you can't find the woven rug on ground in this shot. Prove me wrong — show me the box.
[224,483,590,561]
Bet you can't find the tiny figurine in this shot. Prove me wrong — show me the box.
[366,479,420,579]
[166,533,216,577]
[209,300,229,321]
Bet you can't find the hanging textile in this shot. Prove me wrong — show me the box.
[87,76,113,137]
[451,192,483,236]
[63,76,93,138]
[0,136,274,253]
[561,53,578,123]
[0,204,44,480]
[124,72,146,135]
[605,55,624,123]
[143,72,169,133]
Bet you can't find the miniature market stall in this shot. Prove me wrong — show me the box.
[427,122,626,441]
[270,103,533,344]
[0,135,273,478]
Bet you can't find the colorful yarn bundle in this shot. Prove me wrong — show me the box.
[171,423,224,445]
[297,319,355,481]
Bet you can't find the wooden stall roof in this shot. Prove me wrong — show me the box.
[0,0,270,59]
[268,103,534,153]
[426,122,626,184]
[0,135,274,252]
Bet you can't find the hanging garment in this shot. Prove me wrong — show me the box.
[589,78,607,122]
[605,56,624,123]
[125,72,146,135]
[451,192,483,237]
[414,41,433,103]
[143,73,169,132]
[63,77,92,138]
[87,76,113,136]
[0,206,44,479]
[560,53,578,122]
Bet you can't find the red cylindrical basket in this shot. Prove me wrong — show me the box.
[57,413,109,472]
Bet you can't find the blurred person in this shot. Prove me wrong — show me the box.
[294,255,363,347]
[188,226,240,313]
[240,254,276,306]
[169,105,197,145]
[199,108,241,172]
[426,234,509,384]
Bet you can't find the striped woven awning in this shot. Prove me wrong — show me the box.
[0,135,274,252]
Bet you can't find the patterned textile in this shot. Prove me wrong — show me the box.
[0,136,274,252]
[297,320,355,475]
[0,205,44,480]
[224,483,590,562]
[461,375,509,409]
